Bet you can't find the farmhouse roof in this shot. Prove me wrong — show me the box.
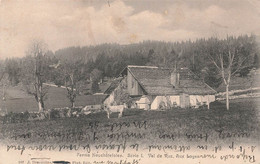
[121,65,216,95]
[126,66,180,95]
[82,95,108,106]
[177,68,216,95]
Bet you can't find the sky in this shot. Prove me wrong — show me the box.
[0,0,260,59]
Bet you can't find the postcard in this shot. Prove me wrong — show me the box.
[0,0,259,163]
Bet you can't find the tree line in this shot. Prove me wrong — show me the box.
[0,34,259,111]
[54,34,259,87]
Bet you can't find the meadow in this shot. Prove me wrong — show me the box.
[0,98,259,148]
[0,85,98,113]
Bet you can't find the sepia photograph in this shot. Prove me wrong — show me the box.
[0,0,260,163]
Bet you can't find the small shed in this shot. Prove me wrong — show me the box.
[82,94,108,111]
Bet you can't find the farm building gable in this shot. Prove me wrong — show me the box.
[104,77,124,95]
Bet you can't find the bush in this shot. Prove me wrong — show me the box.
[49,109,61,119]
[2,111,30,123]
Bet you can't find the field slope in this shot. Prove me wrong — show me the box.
[0,98,259,146]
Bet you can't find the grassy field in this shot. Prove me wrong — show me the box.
[0,98,259,147]
[0,85,101,113]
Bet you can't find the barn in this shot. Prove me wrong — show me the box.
[103,65,216,110]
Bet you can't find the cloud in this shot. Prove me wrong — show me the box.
[0,0,259,59]
[163,2,260,38]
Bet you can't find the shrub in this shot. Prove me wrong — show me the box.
[49,109,61,119]
[2,111,30,123]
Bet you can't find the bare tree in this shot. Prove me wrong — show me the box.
[0,62,5,82]
[0,64,9,114]
[60,59,84,108]
[208,39,251,110]
[65,73,77,108]
[90,68,103,93]
[23,40,49,112]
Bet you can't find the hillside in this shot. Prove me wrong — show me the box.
[217,69,260,92]
[0,85,108,113]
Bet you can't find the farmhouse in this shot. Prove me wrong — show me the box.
[103,65,216,110]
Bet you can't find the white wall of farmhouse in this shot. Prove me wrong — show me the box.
[151,96,180,110]
[189,95,215,107]
[136,96,151,110]
[149,95,215,110]
[106,93,216,110]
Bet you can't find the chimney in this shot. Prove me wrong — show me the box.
[170,62,180,88]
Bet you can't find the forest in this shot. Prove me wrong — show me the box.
[0,34,259,95]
